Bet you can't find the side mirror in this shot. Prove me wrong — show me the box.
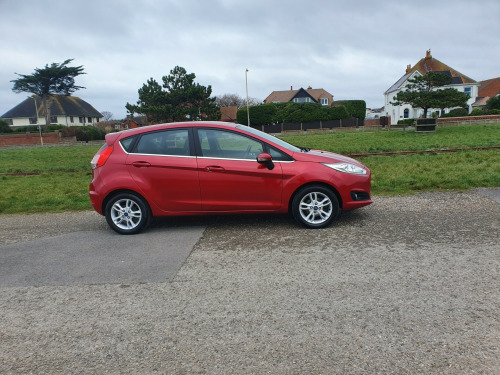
[257,152,274,170]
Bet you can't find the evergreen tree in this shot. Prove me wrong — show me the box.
[11,59,85,127]
[126,66,220,123]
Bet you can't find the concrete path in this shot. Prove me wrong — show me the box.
[0,227,204,287]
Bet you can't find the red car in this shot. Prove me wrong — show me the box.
[90,121,372,234]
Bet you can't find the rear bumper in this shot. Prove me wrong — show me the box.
[89,182,104,215]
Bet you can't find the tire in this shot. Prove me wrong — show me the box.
[291,185,340,229]
[105,193,151,235]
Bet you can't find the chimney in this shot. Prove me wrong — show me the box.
[425,49,432,59]
[291,86,293,91]
[406,64,412,73]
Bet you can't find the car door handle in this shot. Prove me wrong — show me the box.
[205,166,225,172]
[132,161,151,168]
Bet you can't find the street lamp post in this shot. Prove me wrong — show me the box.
[245,69,250,126]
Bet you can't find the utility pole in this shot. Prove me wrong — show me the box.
[245,69,250,126]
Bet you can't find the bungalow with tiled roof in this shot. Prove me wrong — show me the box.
[384,50,479,124]
[1,95,103,129]
[264,86,333,106]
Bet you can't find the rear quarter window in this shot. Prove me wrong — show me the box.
[120,136,138,152]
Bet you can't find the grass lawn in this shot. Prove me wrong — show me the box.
[0,124,499,214]
[0,145,100,214]
[281,124,500,155]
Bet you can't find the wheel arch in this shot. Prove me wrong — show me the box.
[288,182,343,213]
[102,189,152,217]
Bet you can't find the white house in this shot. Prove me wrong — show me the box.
[1,95,103,128]
[384,50,479,124]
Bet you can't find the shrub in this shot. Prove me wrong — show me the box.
[14,125,42,133]
[60,126,78,138]
[46,124,64,131]
[488,109,500,115]
[441,108,468,117]
[75,126,106,141]
[469,108,484,116]
[397,118,415,125]
[58,126,105,141]
[0,119,13,133]
[485,95,500,111]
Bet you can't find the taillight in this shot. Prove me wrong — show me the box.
[91,144,114,169]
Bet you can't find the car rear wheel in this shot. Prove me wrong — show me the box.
[105,193,150,235]
[292,185,340,229]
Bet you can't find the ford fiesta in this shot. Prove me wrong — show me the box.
[90,121,372,234]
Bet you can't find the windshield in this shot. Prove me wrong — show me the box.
[236,125,301,153]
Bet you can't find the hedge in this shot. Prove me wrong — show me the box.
[397,118,415,125]
[441,108,468,117]
[334,100,366,119]
[58,126,106,141]
[237,101,359,126]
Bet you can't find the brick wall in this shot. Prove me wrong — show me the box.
[364,118,382,126]
[364,116,391,126]
[437,114,500,123]
[0,132,60,146]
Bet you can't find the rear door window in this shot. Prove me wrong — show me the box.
[135,129,190,156]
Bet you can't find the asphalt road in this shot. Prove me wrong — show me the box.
[0,189,499,374]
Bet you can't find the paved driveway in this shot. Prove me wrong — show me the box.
[0,189,499,374]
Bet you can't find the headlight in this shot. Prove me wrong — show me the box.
[323,163,367,175]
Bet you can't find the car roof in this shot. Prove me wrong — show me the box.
[129,121,238,135]
[105,121,241,145]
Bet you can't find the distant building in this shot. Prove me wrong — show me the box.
[220,106,238,123]
[365,107,385,119]
[384,50,479,124]
[472,77,500,109]
[1,95,103,128]
[121,116,148,130]
[264,86,334,106]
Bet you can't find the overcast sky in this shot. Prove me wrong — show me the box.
[1,0,499,120]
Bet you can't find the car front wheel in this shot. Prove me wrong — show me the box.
[292,185,340,229]
[105,193,150,235]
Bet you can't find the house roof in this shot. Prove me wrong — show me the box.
[1,95,102,118]
[385,51,477,94]
[472,97,489,107]
[220,106,237,122]
[264,87,333,104]
[478,77,500,98]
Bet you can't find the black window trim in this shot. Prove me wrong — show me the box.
[127,127,196,157]
[193,127,294,162]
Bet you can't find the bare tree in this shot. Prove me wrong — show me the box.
[215,93,261,109]
[101,111,113,121]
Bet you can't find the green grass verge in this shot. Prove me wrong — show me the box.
[0,145,101,173]
[0,171,94,213]
[281,124,500,155]
[364,150,500,195]
[0,125,499,214]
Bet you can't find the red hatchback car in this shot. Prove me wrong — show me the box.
[90,121,372,234]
